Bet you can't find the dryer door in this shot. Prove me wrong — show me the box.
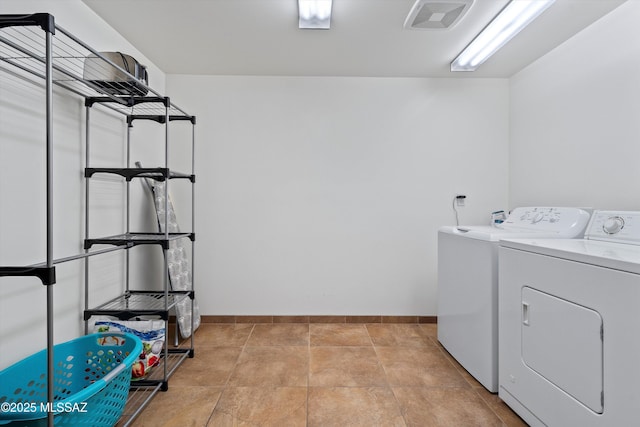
[521,287,603,413]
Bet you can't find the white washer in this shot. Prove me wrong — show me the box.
[437,207,590,392]
[499,210,640,426]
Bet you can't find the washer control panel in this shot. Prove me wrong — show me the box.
[586,211,640,244]
[514,207,562,224]
[502,207,591,238]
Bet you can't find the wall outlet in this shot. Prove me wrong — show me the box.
[455,194,466,207]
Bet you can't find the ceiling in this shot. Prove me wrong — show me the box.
[82,0,626,78]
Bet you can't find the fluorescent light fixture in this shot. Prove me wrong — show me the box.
[298,0,332,29]
[451,0,555,71]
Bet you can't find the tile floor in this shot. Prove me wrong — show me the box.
[128,323,526,427]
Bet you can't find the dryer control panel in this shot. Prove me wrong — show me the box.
[586,211,640,244]
[502,207,591,238]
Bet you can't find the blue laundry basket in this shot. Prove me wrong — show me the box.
[0,332,143,426]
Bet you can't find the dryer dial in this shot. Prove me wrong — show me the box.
[603,216,625,234]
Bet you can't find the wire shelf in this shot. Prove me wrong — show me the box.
[85,232,194,250]
[84,291,192,319]
[1,14,197,427]
[0,14,192,118]
[85,167,195,182]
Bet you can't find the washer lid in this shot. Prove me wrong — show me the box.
[438,207,591,242]
[500,238,640,275]
[438,225,511,242]
[438,225,564,242]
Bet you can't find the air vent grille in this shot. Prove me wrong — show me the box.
[404,0,474,30]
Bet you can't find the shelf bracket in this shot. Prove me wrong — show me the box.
[0,13,55,34]
[0,266,56,286]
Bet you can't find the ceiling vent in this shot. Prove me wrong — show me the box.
[404,0,474,30]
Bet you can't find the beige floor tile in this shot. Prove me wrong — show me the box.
[127,386,222,427]
[190,323,254,347]
[309,346,387,387]
[208,386,306,427]
[419,323,437,338]
[376,346,469,387]
[367,324,432,347]
[493,403,528,427]
[246,324,309,346]
[169,347,242,387]
[393,387,503,427]
[436,343,485,388]
[310,324,372,346]
[308,387,406,427]
[228,346,308,386]
[473,387,528,427]
[120,323,526,426]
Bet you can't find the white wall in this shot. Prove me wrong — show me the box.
[509,1,640,210]
[8,0,635,367]
[0,0,167,369]
[167,75,509,316]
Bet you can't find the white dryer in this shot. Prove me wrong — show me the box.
[437,207,590,392]
[499,210,640,426]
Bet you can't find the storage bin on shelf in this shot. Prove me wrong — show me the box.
[0,332,143,426]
